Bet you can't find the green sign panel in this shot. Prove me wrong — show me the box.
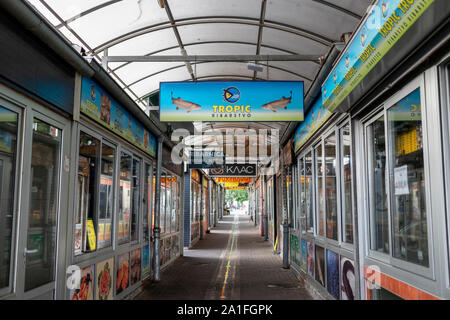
[322,0,434,112]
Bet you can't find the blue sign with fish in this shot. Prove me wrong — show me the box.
[159,81,304,122]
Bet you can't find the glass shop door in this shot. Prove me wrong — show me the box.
[16,108,70,299]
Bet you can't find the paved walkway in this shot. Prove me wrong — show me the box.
[135,213,312,300]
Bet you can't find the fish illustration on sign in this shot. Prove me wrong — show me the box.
[381,0,389,18]
[171,92,201,112]
[261,91,293,112]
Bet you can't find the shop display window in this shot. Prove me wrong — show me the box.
[299,157,306,234]
[315,144,325,236]
[143,163,152,241]
[160,173,166,233]
[365,86,430,269]
[325,132,338,240]
[340,124,353,244]
[0,106,18,290]
[387,88,429,267]
[131,157,141,241]
[366,116,389,254]
[76,132,100,254]
[98,143,115,249]
[118,152,132,244]
[26,118,61,291]
[305,152,314,234]
[171,178,178,233]
[165,175,172,233]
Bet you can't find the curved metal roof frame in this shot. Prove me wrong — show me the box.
[125,60,313,91]
[91,16,335,54]
[26,0,372,112]
[112,40,320,73]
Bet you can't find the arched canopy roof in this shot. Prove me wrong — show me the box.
[26,0,372,108]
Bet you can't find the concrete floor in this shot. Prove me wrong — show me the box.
[135,213,312,300]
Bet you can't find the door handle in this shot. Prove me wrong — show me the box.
[24,248,38,254]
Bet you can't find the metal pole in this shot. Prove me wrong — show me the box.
[282,167,290,269]
[153,136,163,282]
[199,176,204,240]
[264,177,269,241]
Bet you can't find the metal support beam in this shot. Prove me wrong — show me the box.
[253,0,267,80]
[153,136,164,282]
[162,0,196,81]
[105,54,321,63]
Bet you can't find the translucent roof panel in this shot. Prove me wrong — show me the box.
[107,28,179,56]
[25,0,372,113]
[65,0,170,50]
[169,0,262,20]
[178,23,259,45]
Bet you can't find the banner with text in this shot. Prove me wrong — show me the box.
[160,81,304,122]
[322,0,434,112]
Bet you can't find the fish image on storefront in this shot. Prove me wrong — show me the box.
[171,92,201,112]
[261,91,292,112]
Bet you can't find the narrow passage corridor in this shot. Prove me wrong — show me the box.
[136,214,312,300]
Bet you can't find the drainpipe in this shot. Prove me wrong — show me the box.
[153,136,163,281]
[264,176,269,241]
[199,176,204,240]
[282,168,290,269]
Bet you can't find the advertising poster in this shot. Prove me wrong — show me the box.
[315,245,325,287]
[160,81,304,122]
[322,0,434,112]
[96,258,113,300]
[71,265,94,300]
[326,250,340,299]
[300,239,307,271]
[116,252,129,294]
[142,245,150,279]
[340,257,356,300]
[307,241,315,278]
[294,97,332,153]
[130,248,142,286]
[80,77,156,157]
[290,234,300,266]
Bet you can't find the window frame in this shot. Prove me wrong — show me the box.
[361,75,435,279]
[338,121,355,251]
[0,98,22,297]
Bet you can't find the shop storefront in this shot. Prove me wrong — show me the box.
[0,8,76,300]
[287,0,450,300]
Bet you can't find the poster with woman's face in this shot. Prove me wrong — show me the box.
[116,253,129,294]
[71,265,94,300]
[315,245,325,287]
[96,259,113,300]
[326,250,340,299]
[130,248,142,286]
[341,257,355,300]
[307,242,315,278]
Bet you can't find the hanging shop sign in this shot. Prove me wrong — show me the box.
[80,77,157,157]
[294,97,332,152]
[226,187,248,190]
[209,163,257,177]
[215,177,253,184]
[189,150,225,169]
[321,0,434,112]
[159,81,304,122]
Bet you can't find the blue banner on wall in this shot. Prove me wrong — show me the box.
[294,97,332,153]
[159,81,304,122]
[322,0,434,112]
[80,77,156,157]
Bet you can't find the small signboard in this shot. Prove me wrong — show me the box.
[189,150,225,169]
[209,163,257,177]
[160,81,304,122]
